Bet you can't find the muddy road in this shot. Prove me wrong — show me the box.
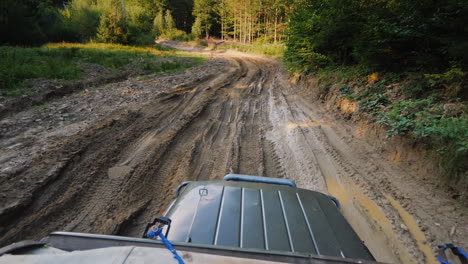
[0,48,466,263]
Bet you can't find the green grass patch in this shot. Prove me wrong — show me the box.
[211,41,285,58]
[0,42,204,95]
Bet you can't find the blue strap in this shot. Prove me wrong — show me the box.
[437,244,468,264]
[437,256,451,264]
[458,247,468,260]
[147,227,185,264]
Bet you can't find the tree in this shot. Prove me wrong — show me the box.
[191,16,203,38]
[165,10,176,31]
[60,0,100,42]
[167,0,194,32]
[153,10,165,36]
[192,0,217,38]
[0,0,64,45]
[285,0,468,72]
[96,2,128,44]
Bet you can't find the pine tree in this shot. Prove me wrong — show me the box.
[96,3,128,43]
[165,10,176,31]
[192,0,217,39]
[191,17,203,38]
[153,10,165,36]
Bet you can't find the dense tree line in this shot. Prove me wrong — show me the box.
[0,0,292,46]
[0,0,192,46]
[191,0,291,43]
[2,0,467,75]
[284,0,468,73]
[0,0,65,45]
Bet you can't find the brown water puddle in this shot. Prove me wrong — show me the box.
[384,195,437,264]
[326,176,436,263]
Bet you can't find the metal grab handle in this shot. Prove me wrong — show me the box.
[224,174,297,188]
[327,195,341,209]
[175,181,192,197]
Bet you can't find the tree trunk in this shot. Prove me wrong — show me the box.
[274,8,278,44]
[121,0,126,19]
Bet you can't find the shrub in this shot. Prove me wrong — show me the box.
[425,67,467,99]
[191,17,203,39]
[60,0,101,42]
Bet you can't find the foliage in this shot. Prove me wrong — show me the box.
[358,93,390,116]
[400,75,428,99]
[191,17,204,38]
[165,10,176,30]
[59,0,101,42]
[285,0,468,73]
[1,0,292,46]
[377,99,467,180]
[153,9,193,41]
[0,47,81,92]
[425,67,467,99]
[96,3,129,44]
[0,0,64,45]
[167,0,194,32]
[0,0,173,45]
[286,0,468,183]
[191,0,218,38]
[0,43,204,94]
[189,0,292,42]
[126,4,156,45]
[312,64,467,183]
[153,10,166,37]
[378,99,434,137]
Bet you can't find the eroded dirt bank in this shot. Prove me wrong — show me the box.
[0,48,466,263]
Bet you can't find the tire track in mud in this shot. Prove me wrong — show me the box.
[271,93,418,263]
[0,50,445,263]
[0,55,282,245]
[265,73,435,263]
[0,63,234,243]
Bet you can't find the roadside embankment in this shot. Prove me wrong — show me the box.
[290,69,467,200]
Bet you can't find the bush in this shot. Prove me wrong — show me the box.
[400,75,428,99]
[376,99,467,180]
[60,0,101,42]
[425,67,467,99]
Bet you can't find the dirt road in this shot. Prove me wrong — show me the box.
[0,46,466,263]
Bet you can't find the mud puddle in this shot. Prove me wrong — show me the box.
[326,175,435,263]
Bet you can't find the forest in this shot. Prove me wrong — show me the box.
[1,0,467,183]
[2,0,467,71]
[0,0,292,45]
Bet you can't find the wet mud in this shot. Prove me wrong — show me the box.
[0,47,466,263]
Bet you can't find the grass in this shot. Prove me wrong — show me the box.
[188,39,285,58]
[0,42,204,95]
[219,42,285,58]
